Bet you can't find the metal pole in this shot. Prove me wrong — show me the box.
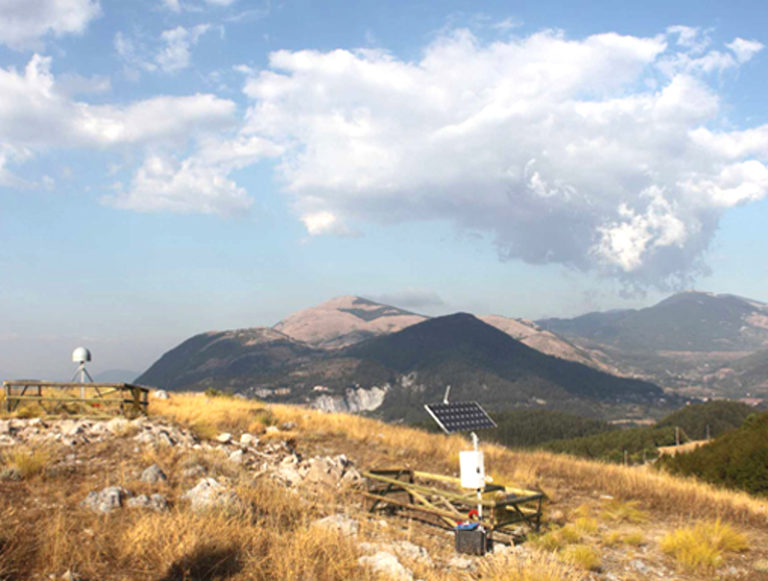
[471,431,482,520]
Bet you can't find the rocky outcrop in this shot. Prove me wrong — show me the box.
[311,385,389,413]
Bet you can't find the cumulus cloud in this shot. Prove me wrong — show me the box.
[0,54,236,188]
[0,55,235,148]
[156,24,211,72]
[231,27,768,288]
[104,135,282,214]
[0,0,100,50]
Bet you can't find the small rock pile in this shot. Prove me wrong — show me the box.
[0,417,142,447]
[81,486,168,513]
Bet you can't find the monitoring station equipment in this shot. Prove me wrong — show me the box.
[424,387,497,521]
[72,346,93,398]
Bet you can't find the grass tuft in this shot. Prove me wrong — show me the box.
[477,550,584,580]
[562,544,601,571]
[1,446,51,478]
[660,518,748,573]
[600,499,648,524]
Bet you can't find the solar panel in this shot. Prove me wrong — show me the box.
[424,401,497,434]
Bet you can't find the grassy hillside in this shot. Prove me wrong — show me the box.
[2,394,768,579]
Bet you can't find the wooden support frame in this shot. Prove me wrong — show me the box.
[2,380,149,418]
[362,469,544,540]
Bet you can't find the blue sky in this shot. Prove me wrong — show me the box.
[2,0,768,379]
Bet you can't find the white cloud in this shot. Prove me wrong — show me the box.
[300,211,354,236]
[0,54,237,189]
[234,27,768,287]
[104,135,282,214]
[156,24,211,73]
[115,24,214,75]
[727,37,764,63]
[161,0,181,12]
[0,55,236,148]
[105,153,251,215]
[0,0,100,50]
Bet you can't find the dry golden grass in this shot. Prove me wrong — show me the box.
[477,550,585,581]
[151,393,275,439]
[5,468,366,580]
[561,544,601,571]
[624,530,645,546]
[660,518,749,574]
[1,445,51,478]
[533,524,582,552]
[573,517,597,534]
[601,531,623,547]
[600,499,649,524]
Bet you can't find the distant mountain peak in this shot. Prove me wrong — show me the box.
[273,295,426,348]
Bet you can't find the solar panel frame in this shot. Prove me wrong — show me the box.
[424,401,497,434]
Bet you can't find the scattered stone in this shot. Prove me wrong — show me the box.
[393,541,432,565]
[310,514,359,537]
[448,555,474,570]
[239,433,257,447]
[134,431,155,445]
[60,570,81,581]
[59,420,86,438]
[140,464,167,484]
[228,449,244,464]
[81,486,129,513]
[629,559,651,576]
[183,478,241,513]
[265,425,280,435]
[340,466,364,487]
[126,493,168,511]
[105,417,129,434]
[156,431,175,447]
[548,509,567,525]
[181,464,206,479]
[280,421,296,431]
[216,432,233,444]
[153,389,170,400]
[358,552,413,581]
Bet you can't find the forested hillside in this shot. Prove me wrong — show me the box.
[660,411,768,495]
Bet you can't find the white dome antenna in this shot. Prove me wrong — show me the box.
[72,347,94,384]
